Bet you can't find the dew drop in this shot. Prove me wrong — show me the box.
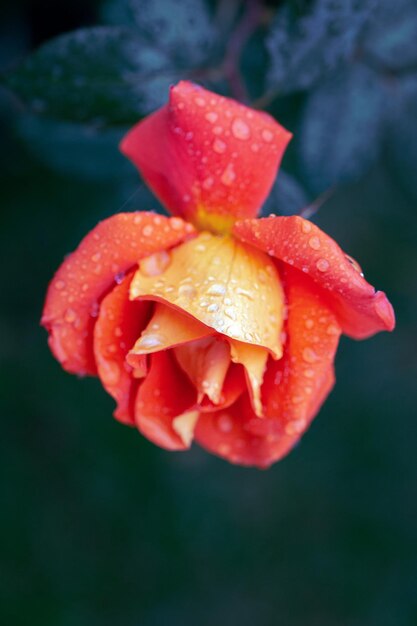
[138,334,162,349]
[262,129,274,142]
[303,347,318,363]
[114,271,125,284]
[202,176,214,189]
[64,308,77,323]
[207,283,226,296]
[140,250,171,276]
[213,138,227,154]
[205,111,218,123]
[316,258,329,272]
[195,97,205,107]
[232,117,250,140]
[309,236,321,250]
[221,164,236,186]
[55,280,65,290]
[217,413,233,433]
[327,324,339,335]
[170,217,184,230]
[179,284,196,298]
[302,221,312,234]
[142,224,154,237]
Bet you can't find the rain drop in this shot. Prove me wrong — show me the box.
[232,117,250,140]
[309,236,321,250]
[316,258,329,272]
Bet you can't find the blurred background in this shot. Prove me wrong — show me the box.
[1,1,416,624]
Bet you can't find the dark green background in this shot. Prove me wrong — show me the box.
[1,1,416,624]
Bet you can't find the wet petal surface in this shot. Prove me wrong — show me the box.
[130,231,285,357]
[93,272,150,425]
[234,215,395,339]
[120,81,292,228]
[42,212,195,375]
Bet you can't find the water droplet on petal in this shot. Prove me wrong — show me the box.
[217,413,233,433]
[316,258,329,272]
[221,164,236,186]
[207,283,226,296]
[137,334,163,349]
[262,129,274,142]
[142,224,154,237]
[303,347,318,363]
[140,250,171,276]
[213,138,227,154]
[55,280,65,290]
[309,236,321,250]
[232,117,250,140]
[302,221,312,233]
[205,111,218,123]
[64,308,77,323]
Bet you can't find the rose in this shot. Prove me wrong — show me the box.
[42,81,394,468]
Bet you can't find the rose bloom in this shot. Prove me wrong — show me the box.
[42,82,394,468]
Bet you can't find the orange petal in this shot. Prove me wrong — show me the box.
[234,215,395,339]
[174,336,231,404]
[228,339,268,418]
[135,351,196,451]
[248,266,341,447]
[199,364,246,412]
[127,302,214,364]
[172,410,200,447]
[41,212,195,376]
[130,231,285,357]
[120,81,292,228]
[93,272,150,425]
[195,395,297,469]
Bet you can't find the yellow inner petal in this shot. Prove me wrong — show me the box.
[128,302,214,359]
[172,410,200,447]
[229,339,268,417]
[174,336,230,404]
[130,232,285,358]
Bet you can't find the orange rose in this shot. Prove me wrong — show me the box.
[42,82,394,468]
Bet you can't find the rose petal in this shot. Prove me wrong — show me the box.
[195,395,296,469]
[135,351,196,451]
[234,215,395,339]
[130,231,285,357]
[174,336,231,404]
[41,212,195,375]
[228,339,268,417]
[93,272,151,425]
[246,267,341,445]
[120,81,292,228]
[127,302,214,363]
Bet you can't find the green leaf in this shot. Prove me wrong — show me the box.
[261,170,309,216]
[266,0,376,94]
[101,0,215,67]
[297,63,384,194]
[16,115,132,180]
[5,26,180,125]
[363,0,417,72]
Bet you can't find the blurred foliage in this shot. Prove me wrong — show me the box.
[3,0,417,207]
[1,0,417,624]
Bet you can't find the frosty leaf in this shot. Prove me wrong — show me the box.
[266,0,376,94]
[5,27,179,124]
[363,0,417,72]
[297,63,384,194]
[101,0,215,67]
